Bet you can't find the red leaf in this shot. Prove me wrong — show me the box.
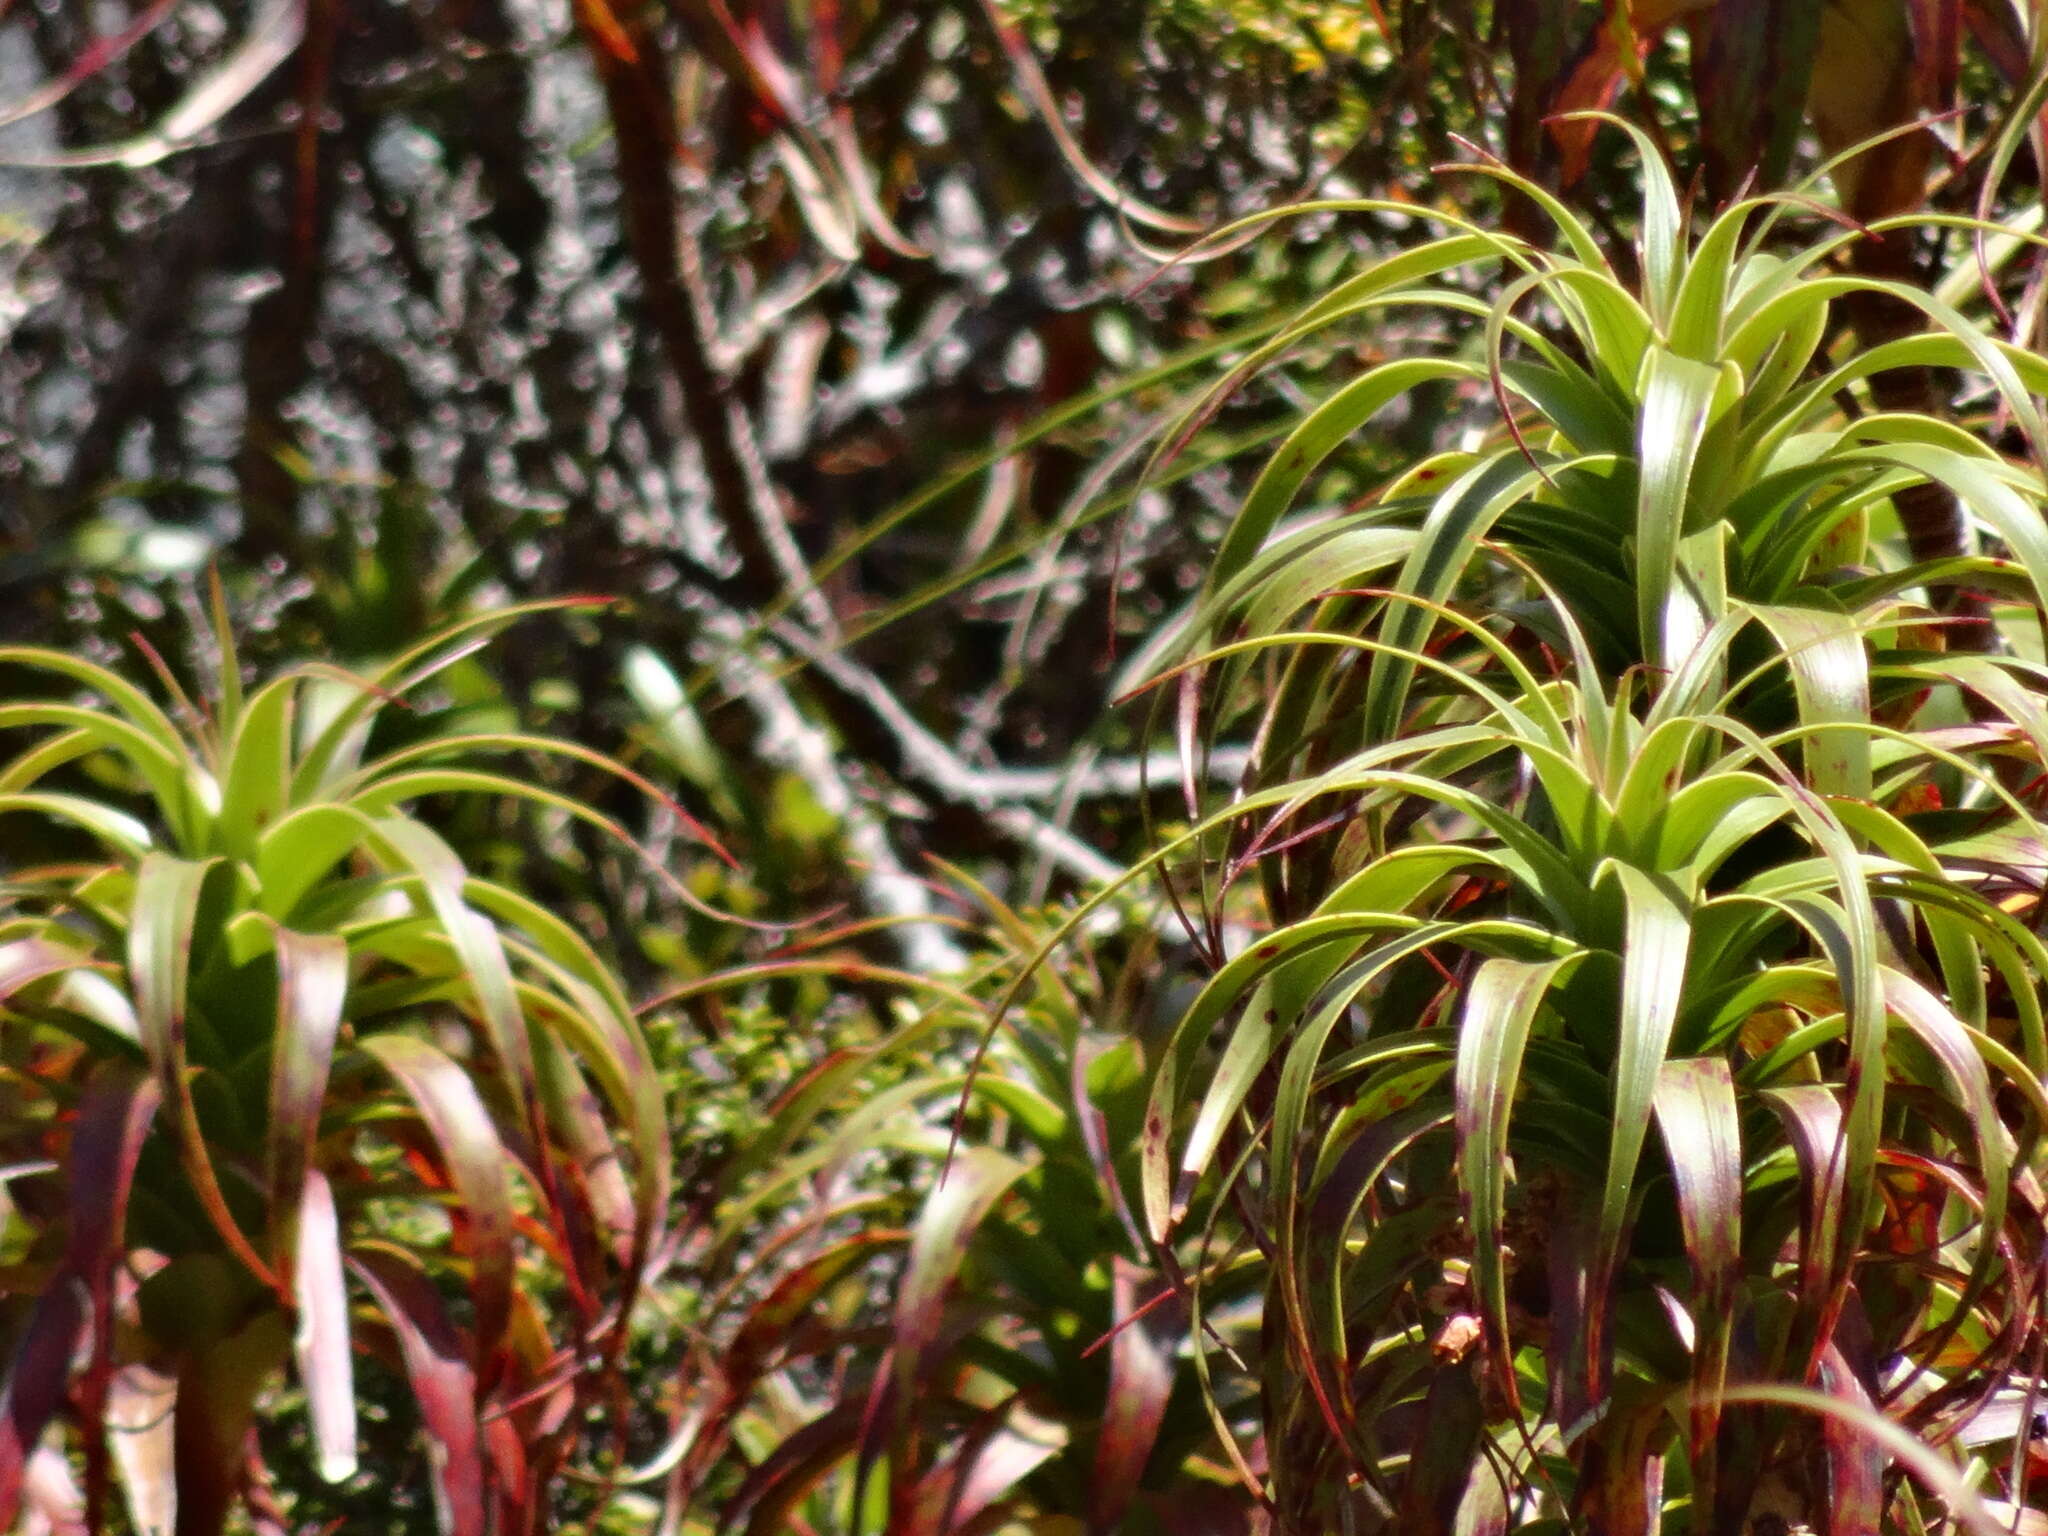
[349,1247,487,1536]
[1090,1259,1176,1532]
[0,1065,160,1531]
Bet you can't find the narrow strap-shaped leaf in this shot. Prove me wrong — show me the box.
[889,1147,1030,1405]
[289,598,597,798]
[0,936,87,1006]
[253,802,378,921]
[348,1246,487,1536]
[292,1170,356,1484]
[1635,347,1725,671]
[1089,1258,1175,1533]
[0,704,200,847]
[369,817,535,1118]
[1759,1083,1845,1346]
[865,1147,1031,1518]
[1651,1056,1741,1518]
[0,1067,161,1528]
[264,925,348,1262]
[0,647,186,756]
[215,675,295,863]
[1207,358,1484,592]
[357,1033,516,1380]
[129,853,278,1293]
[1586,863,1692,1392]
[1454,953,1574,1413]
[0,792,151,857]
[1750,603,1874,800]
[1716,1384,2006,1536]
[169,1308,291,1536]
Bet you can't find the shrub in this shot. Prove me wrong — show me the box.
[0,602,698,1534]
[1109,125,2048,1532]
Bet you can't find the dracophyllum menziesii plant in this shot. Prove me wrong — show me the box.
[0,601,708,1536]
[1060,123,2048,1532]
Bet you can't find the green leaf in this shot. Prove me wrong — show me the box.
[1454,953,1575,1413]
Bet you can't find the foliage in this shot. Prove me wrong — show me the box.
[4,4,2048,1535]
[635,890,1265,1535]
[1115,125,2048,1530]
[0,600,696,1534]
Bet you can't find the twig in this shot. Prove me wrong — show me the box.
[702,603,967,974]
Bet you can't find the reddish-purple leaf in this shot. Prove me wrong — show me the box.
[889,1148,1029,1403]
[903,1402,1064,1536]
[265,926,348,1263]
[1572,1378,1674,1536]
[0,1280,87,1534]
[1,0,308,170]
[1393,1365,1484,1535]
[728,1232,899,1382]
[720,1397,866,1536]
[1761,1084,1847,1329]
[349,1247,486,1536]
[0,938,85,1006]
[1816,1339,1884,1533]
[0,1066,160,1530]
[0,0,178,132]
[1652,1056,1741,1510]
[1687,0,1824,201]
[1090,1259,1175,1533]
[359,1033,516,1380]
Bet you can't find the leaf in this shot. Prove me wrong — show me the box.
[1208,360,1484,592]
[170,1309,290,1536]
[348,1247,487,1536]
[0,937,88,1007]
[0,0,178,132]
[216,675,296,863]
[1751,603,1874,800]
[264,926,348,1261]
[1687,0,1825,202]
[368,819,534,1107]
[1759,1083,1846,1330]
[0,1067,160,1531]
[971,0,1202,235]
[1571,1375,1675,1536]
[253,803,379,921]
[0,0,307,170]
[1651,1056,1741,1513]
[1715,1383,2007,1536]
[890,1147,1030,1405]
[129,854,277,1291]
[1586,863,1692,1391]
[1090,1259,1175,1532]
[293,1171,356,1484]
[1634,348,1724,669]
[1454,954,1574,1413]
[356,1034,516,1378]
